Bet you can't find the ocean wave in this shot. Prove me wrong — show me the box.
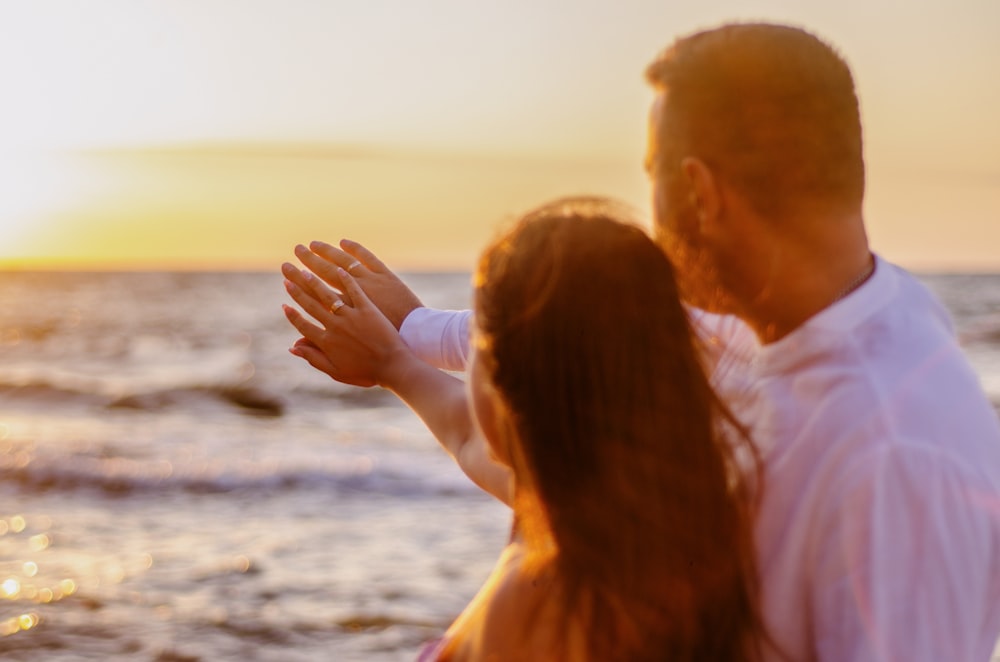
[0,602,442,662]
[0,377,397,416]
[0,450,470,500]
[959,314,1000,347]
[0,379,285,416]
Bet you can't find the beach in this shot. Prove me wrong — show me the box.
[0,270,997,660]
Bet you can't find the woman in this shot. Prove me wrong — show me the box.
[282,197,765,661]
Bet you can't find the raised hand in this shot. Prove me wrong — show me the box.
[290,239,423,330]
[282,265,409,388]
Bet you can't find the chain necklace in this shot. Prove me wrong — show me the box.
[833,254,875,302]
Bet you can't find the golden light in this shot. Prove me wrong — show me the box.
[0,151,130,269]
[59,579,77,596]
[28,534,50,552]
[105,565,126,584]
[17,613,39,631]
[0,618,17,637]
[1,579,21,599]
[0,154,86,262]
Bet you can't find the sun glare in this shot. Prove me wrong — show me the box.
[0,152,119,267]
[0,155,70,254]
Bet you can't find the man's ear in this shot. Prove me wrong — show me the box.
[680,157,721,231]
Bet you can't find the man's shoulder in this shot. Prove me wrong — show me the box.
[753,258,999,481]
[870,257,955,331]
[686,308,758,379]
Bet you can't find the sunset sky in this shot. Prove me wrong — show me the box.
[0,0,997,271]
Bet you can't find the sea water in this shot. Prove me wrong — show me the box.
[0,270,997,661]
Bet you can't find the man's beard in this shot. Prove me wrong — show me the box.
[655,208,737,315]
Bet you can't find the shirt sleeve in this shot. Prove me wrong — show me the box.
[810,444,998,662]
[398,307,472,372]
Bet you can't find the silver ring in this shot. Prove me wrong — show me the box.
[331,299,346,314]
[346,261,362,273]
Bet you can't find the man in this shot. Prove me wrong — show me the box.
[284,23,1000,661]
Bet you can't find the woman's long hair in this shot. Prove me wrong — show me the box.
[472,197,764,661]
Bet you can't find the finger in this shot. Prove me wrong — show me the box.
[282,304,330,346]
[340,239,389,275]
[283,265,342,311]
[290,338,375,388]
[294,244,348,294]
[284,278,339,316]
[284,280,343,324]
[282,263,334,306]
[292,337,320,352]
[309,240,366,276]
[335,267,374,312]
[290,341,338,376]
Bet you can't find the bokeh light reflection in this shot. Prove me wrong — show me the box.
[232,555,251,574]
[0,612,41,637]
[18,612,39,630]
[28,533,50,552]
[1,578,21,599]
[58,579,76,596]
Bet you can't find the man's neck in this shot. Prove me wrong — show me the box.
[736,216,871,344]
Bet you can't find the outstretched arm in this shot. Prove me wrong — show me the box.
[282,266,512,506]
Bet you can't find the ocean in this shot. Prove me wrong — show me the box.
[0,269,998,661]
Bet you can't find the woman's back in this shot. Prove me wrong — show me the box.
[442,198,765,661]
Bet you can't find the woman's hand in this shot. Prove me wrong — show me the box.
[282,263,409,388]
[291,239,423,330]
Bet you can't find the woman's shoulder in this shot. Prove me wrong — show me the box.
[446,542,576,660]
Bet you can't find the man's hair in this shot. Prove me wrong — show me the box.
[646,23,865,219]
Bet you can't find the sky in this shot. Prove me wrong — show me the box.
[0,0,997,271]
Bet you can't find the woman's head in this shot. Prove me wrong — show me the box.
[471,196,763,660]
[470,197,689,470]
[472,197,699,500]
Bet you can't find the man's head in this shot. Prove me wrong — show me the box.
[645,23,865,310]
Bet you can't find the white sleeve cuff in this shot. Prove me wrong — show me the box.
[399,308,472,371]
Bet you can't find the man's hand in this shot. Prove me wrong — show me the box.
[287,239,422,330]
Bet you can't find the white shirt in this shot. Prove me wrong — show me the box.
[400,255,1000,661]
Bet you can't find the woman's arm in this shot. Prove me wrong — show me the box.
[282,265,512,505]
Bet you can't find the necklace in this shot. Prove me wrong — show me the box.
[833,254,875,302]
